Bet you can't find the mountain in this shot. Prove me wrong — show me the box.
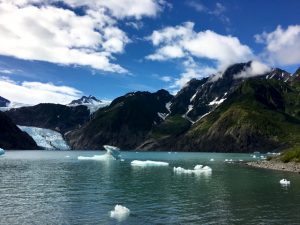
[0,96,10,107]
[144,78,300,152]
[5,103,90,134]
[66,90,173,149]
[68,95,110,114]
[0,111,38,150]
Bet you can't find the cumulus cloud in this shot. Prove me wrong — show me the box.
[147,21,253,89]
[0,0,165,73]
[0,77,82,104]
[234,61,271,79]
[255,25,300,66]
[147,22,253,66]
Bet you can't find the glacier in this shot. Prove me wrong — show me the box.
[18,126,70,150]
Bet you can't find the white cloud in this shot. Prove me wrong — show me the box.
[0,77,82,104]
[160,76,172,82]
[255,25,300,66]
[234,61,271,79]
[146,45,185,60]
[0,0,165,73]
[147,22,253,66]
[147,22,253,89]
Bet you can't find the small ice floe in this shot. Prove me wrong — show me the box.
[131,160,169,167]
[110,204,130,222]
[168,152,171,154]
[279,179,290,186]
[0,148,5,156]
[239,159,244,162]
[224,159,233,162]
[120,159,125,162]
[252,155,256,159]
[78,145,121,161]
[65,155,70,158]
[210,158,215,162]
[173,165,212,175]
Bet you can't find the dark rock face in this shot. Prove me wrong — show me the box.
[66,90,173,150]
[69,95,101,105]
[0,96,10,107]
[5,103,90,134]
[0,111,38,150]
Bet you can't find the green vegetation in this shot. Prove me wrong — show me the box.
[151,115,191,138]
[281,146,300,163]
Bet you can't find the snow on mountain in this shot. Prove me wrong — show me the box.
[68,95,110,114]
[0,101,32,112]
[18,126,70,150]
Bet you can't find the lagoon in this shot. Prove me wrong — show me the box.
[0,151,300,224]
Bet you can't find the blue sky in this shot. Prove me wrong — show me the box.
[0,0,299,104]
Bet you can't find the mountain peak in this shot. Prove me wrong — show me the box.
[69,95,102,105]
[0,96,10,107]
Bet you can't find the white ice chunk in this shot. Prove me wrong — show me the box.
[173,164,212,175]
[78,145,121,161]
[280,179,290,186]
[131,160,169,167]
[210,158,214,161]
[0,148,5,156]
[110,205,130,222]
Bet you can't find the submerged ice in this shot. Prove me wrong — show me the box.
[173,165,212,175]
[131,160,169,167]
[110,204,130,222]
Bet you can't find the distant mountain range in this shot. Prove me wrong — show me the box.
[1,61,300,152]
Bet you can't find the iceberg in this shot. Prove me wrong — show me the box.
[110,204,130,222]
[279,179,290,186]
[18,126,70,150]
[131,160,169,167]
[78,145,121,161]
[173,165,212,175]
[0,148,5,156]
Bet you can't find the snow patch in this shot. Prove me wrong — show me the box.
[209,97,226,106]
[18,126,70,150]
[173,165,212,175]
[190,91,198,102]
[131,160,169,167]
[110,205,130,222]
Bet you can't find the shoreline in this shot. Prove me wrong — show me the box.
[246,160,300,173]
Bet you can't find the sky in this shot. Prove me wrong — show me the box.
[0,0,300,104]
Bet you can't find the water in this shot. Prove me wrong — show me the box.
[0,151,300,225]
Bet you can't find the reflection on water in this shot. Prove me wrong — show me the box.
[0,151,300,224]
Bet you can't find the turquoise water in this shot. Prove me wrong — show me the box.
[0,151,300,224]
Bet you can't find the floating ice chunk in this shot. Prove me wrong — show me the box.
[110,204,130,222]
[280,179,290,186]
[210,158,214,161]
[120,159,125,162]
[78,154,113,161]
[65,155,70,158]
[239,159,244,162]
[131,160,169,167]
[78,145,121,161]
[173,164,212,175]
[168,152,171,154]
[252,155,256,158]
[0,148,5,156]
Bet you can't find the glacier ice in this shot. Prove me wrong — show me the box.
[131,160,169,167]
[279,179,290,186]
[18,126,70,150]
[173,165,212,175]
[0,148,5,156]
[78,145,121,161]
[110,204,130,222]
